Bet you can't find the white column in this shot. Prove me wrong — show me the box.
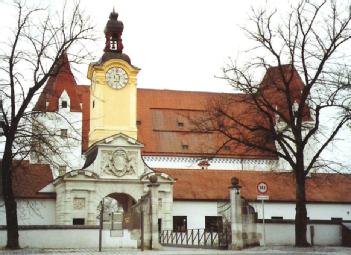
[229,177,243,250]
[148,175,162,250]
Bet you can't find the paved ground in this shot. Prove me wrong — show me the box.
[0,246,351,255]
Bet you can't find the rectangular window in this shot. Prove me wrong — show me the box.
[182,144,189,150]
[224,145,231,151]
[60,129,68,138]
[158,198,162,209]
[73,218,85,225]
[61,100,68,108]
[58,165,66,176]
[271,216,283,220]
[205,216,222,232]
[173,216,187,232]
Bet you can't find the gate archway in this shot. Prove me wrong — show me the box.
[99,193,137,231]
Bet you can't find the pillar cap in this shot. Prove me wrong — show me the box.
[230,177,241,189]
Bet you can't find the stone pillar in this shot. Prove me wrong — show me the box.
[148,175,162,250]
[162,191,173,230]
[229,177,243,250]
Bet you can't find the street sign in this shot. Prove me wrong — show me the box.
[256,182,269,247]
[257,195,269,200]
[257,182,268,194]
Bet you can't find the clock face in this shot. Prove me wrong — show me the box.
[105,67,129,89]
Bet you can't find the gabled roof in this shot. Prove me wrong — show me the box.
[260,65,311,122]
[33,53,82,112]
[0,161,55,199]
[156,169,351,203]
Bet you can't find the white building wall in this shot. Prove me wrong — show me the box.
[31,91,84,177]
[172,201,218,229]
[251,202,351,220]
[172,201,351,230]
[0,199,56,225]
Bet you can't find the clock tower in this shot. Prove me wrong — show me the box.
[87,9,140,146]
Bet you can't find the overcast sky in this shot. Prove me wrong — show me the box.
[79,0,273,92]
[0,0,289,92]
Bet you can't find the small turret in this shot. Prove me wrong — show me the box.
[101,8,131,64]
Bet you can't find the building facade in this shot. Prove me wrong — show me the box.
[1,9,351,248]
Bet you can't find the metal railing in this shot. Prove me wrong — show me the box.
[159,228,230,249]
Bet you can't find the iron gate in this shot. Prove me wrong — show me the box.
[159,228,230,249]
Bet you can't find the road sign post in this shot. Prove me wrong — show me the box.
[257,182,269,247]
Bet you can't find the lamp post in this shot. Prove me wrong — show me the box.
[99,197,105,252]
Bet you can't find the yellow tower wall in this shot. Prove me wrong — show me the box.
[87,59,139,146]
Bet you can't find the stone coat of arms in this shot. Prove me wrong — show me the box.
[102,149,135,177]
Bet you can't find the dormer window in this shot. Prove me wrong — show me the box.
[177,122,184,127]
[61,100,68,108]
[182,144,189,150]
[224,145,231,151]
[59,90,70,111]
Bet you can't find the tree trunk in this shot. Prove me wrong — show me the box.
[294,161,309,247]
[1,139,20,249]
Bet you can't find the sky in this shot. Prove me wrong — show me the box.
[0,0,285,91]
[61,0,284,92]
[0,0,350,169]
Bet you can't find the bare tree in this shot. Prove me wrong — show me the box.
[0,0,94,249]
[193,0,351,247]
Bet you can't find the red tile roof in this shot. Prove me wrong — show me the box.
[0,161,55,199]
[33,53,82,113]
[136,89,276,159]
[156,169,351,203]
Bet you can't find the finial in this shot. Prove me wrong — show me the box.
[109,7,119,20]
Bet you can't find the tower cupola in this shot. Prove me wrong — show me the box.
[104,8,124,53]
[101,8,131,64]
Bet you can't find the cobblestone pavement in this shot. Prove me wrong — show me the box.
[0,246,351,255]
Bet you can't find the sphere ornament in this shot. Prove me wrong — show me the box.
[149,175,158,184]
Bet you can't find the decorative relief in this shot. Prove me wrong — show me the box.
[73,198,85,210]
[102,149,136,177]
